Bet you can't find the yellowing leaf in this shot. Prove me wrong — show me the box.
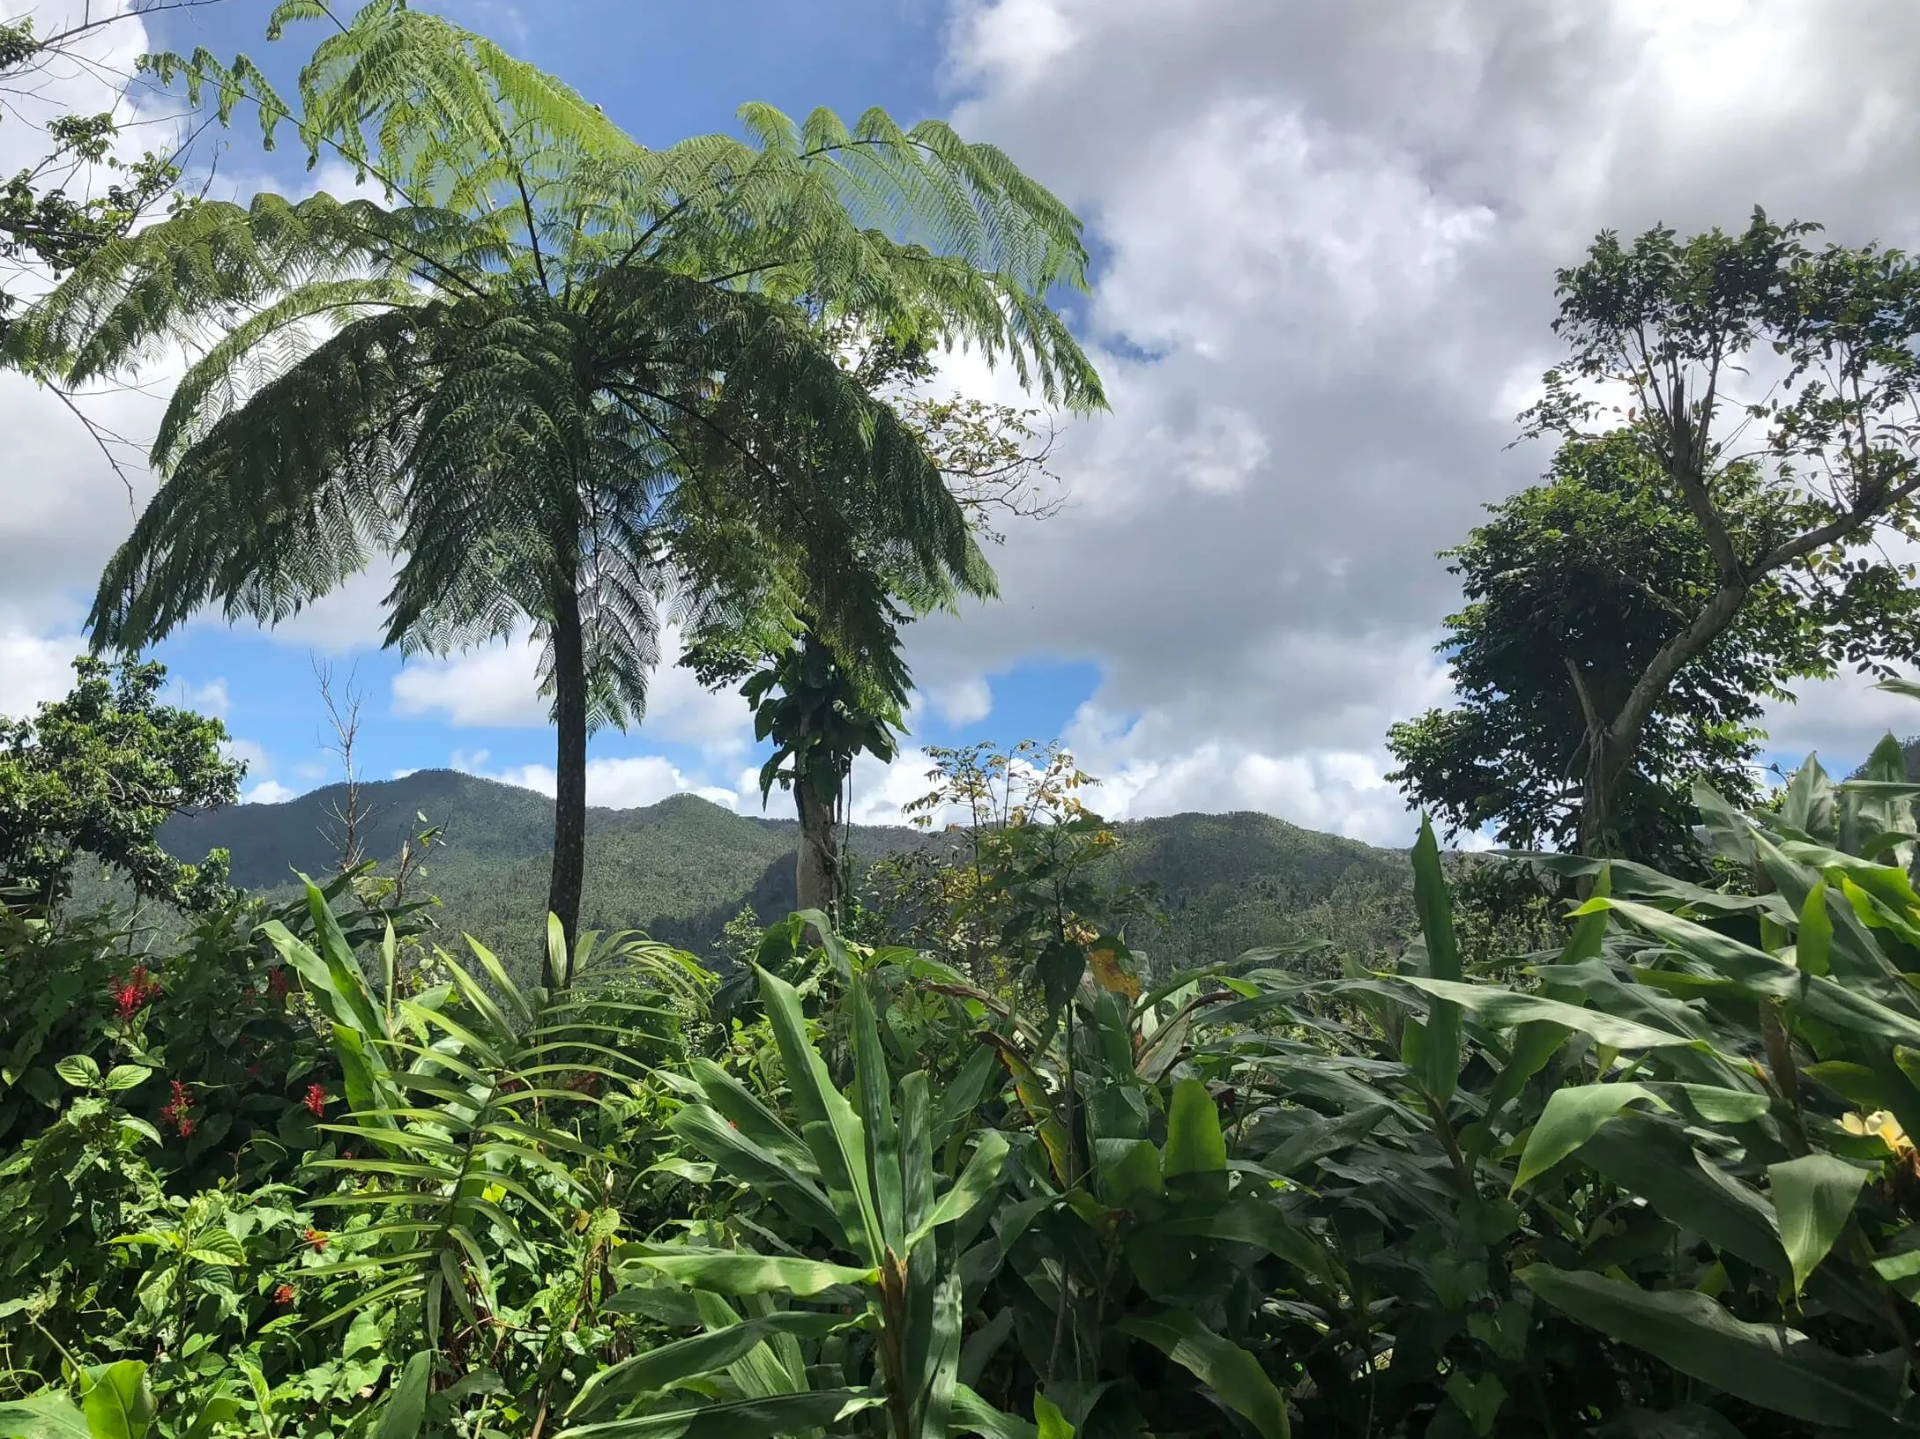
[1088,946,1139,1000]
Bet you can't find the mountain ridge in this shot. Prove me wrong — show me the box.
[146,769,1416,969]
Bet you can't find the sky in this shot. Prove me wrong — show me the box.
[4,0,1920,845]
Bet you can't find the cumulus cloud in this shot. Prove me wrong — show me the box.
[463,752,741,812]
[393,626,753,756]
[243,780,297,805]
[0,627,84,717]
[894,0,1920,834]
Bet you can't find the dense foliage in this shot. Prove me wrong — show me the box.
[13,685,1920,1437]
[1402,211,1920,863]
[1388,432,1823,868]
[1,659,242,915]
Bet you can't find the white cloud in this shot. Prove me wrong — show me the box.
[902,0,1920,842]
[243,780,298,805]
[0,627,82,717]
[1762,669,1920,774]
[393,626,753,755]
[476,754,741,811]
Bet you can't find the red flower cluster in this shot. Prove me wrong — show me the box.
[160,1079,195,1138]
[304,1226,328,1253]
[563,1070,601,1095]
[111,965,162,1021]
[303,1083,329,1118]
[267,968,290,1001]
[272,1282,295,1306]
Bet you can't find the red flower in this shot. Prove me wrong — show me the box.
[302,1083,328,1118]
[160,1079,195,1137]
[272,1283,295,1306]
[267,969,290,1000]
[563,1070,600,1095]
[304,1227,328,1253]
[111,964,162,1020]
[245,1063,262,1084]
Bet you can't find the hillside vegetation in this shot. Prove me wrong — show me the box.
[145,770,1414,969]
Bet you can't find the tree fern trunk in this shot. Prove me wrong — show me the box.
[795,781,839,921]
[544,585,587,987]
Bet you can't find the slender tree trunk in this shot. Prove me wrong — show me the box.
[544,584,587,988]
[795,781,839,921]
[1570,580,1749,858]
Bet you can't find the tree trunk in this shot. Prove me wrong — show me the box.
[543,585,587,988]
[795,781,839,921]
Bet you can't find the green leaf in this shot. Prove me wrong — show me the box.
[1768,1154,1868,1296]
[952,1385,1038,1439]
[54,1055,101,1090]
[1517,1265,1906,1431]
[79,1362,154,1439]
[1399,976,1702,1053]
[754,965,884,1265]
[1513,1083,1671,1192]
[1163,1078,1227,1182]
[567,1313,847,1419]
[1034,1393,1075,1439]
[1412,815,1463,1105]
[557,1391,882,1439]
[372,1352,431,1439]
[1798,881,1833,977]
[908,1130,1010,1252]
[102,1065,151,1093]
[0,1395,91,1439]
[850,977,904,1252]
[1121,1310,1290,1439]
[1444,1372,1506,1438]
[632,1252,878,1297]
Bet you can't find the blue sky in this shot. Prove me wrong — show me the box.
[6,0,1919,840]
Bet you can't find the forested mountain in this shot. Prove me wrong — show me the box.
[140,770,1415,968]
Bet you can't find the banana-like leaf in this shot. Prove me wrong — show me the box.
[952,1384,1038,1439]
[556,1390,882,1439]
[372,1352,432,1439]
[1513,1083,1673,1192]
[1518,1266,1913,1432]
[851,978,905,1252]
[566,1312,848,1420]
[1120,1310,1290,1439]
[755,965,885,1265]
[1399,976,1708,1054]
[631,1252,878,1297]
[1768,1153,1868,1296]
[907,1130,1010,1252]
[1163,1078,1227,1182]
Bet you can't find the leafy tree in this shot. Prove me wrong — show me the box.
[17,2,1100,977]
[0,3,212,335]
[1388,431,1828,866]
[0,657,240,914]
[1466,209,1920,857]
[687,329,1071,919]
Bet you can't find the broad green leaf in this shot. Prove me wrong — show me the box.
[1121,1310,1290,1439]
[952,1385,1037,1439]
[1769,1153,1868,1295]
[1149,1197,1345,1291]
[372,1352,431,1439]
[1517,1265,1905,1430]
[1513,1083,1671,1192]
[80,1362,154,1439]
[1412,815,1463,1105]
[754,965,883,1265]
[1163,1078,1227,1181]
[566,1313,847,1419]
[667,1105,844,1244]
[102,1065,151,1093]
[1034,1393,1075,1439]
[556,1391,882,1439]
[633,1252,877,1297]
[850,978,904,1251]
[1798,881,1833,977]
[1399,976,1701,1053]
[54,1055,100,1089]
[908,1130,1010,1252]
[900,1070,935,1242]
[1580,1116,1789,1278]
[0,1395,91,1439]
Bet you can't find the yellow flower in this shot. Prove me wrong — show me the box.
[1842,1110,1913,1155]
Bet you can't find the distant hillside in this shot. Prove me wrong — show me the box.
[135,770,1414,972]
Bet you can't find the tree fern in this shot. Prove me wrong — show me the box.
[18,1,1103,967]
